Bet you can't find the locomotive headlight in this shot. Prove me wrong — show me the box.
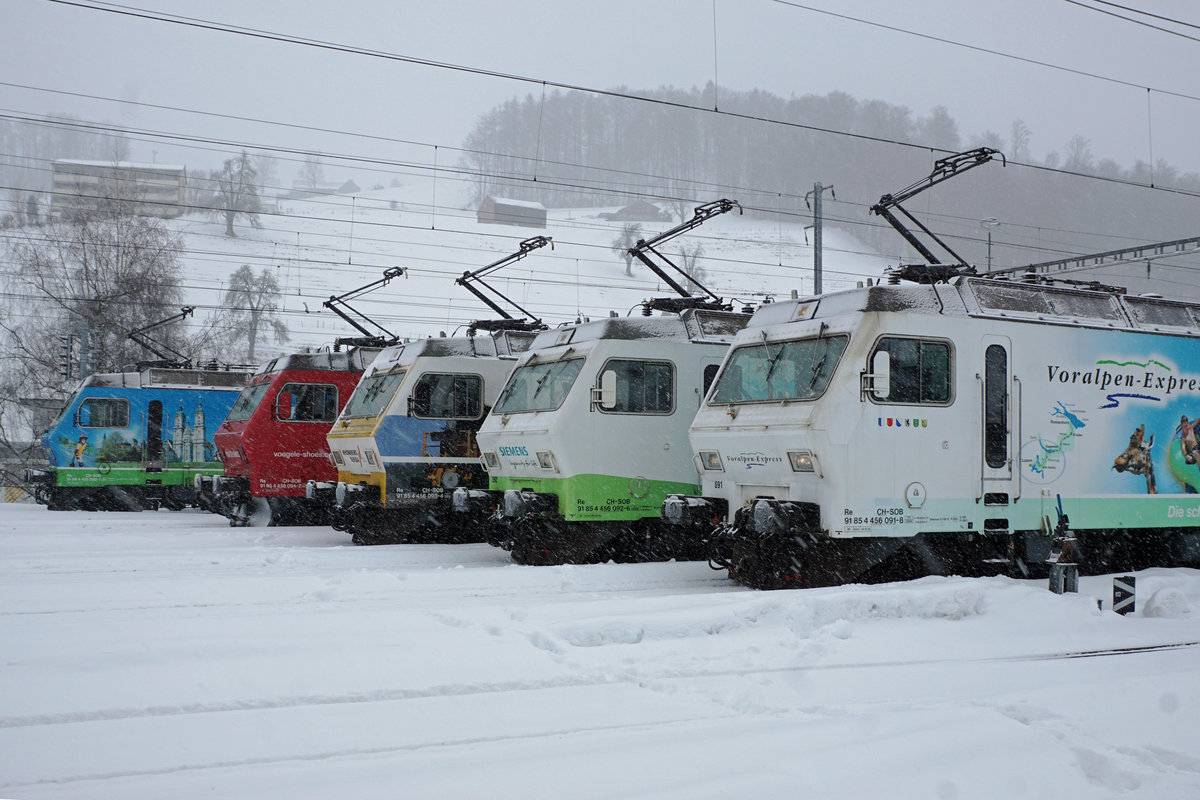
[699,450,723,471]
[536,451,558,472]
[788,450,816,472]
[483,451,500,470]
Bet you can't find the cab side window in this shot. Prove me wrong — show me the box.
[872,338,951,404]
[277,383,338,422]
[78,398,130,428]
[411,374,483,419]
[601,359,674,414]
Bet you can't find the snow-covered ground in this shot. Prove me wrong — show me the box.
[1,503,1197,798]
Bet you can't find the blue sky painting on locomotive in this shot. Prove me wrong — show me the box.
[1026,328,1200,501]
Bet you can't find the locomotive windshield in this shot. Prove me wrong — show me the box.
[709,334,848,404]
[341,368,406,419]
[225,381,271,422]
[493,358,584,414]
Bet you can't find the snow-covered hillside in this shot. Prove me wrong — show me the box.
[1,504,1197,798]
[172,175,893,354]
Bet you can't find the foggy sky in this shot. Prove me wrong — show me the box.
[4,0,1199,185]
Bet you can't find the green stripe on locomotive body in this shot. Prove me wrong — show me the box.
[835,495,1200,538]
[488,473,700,522]
[52,464,223,488]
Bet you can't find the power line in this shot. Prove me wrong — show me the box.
[1062,0,1200,41]
[770,0,1200,100]
[1093,0,1200,30]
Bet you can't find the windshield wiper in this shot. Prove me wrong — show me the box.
[808,349,829,391]
[530,366,555,401]
[761,332,785,385]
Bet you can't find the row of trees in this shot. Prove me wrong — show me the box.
[460,86,1200,266]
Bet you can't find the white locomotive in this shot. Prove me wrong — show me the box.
[664,271,1200,588]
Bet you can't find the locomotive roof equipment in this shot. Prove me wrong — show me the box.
[870,147,1004,267]
[127,306,196,369]
[627,198,739,314]
[324,267,406,349]
[455,235,552,334]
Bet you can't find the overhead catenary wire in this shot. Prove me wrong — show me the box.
[1061,0,1200,42]
[770,0,1199,100]
[1092,0,1200,30]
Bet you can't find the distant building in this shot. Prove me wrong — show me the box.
[51,160,186,219]
[599,200,671,222]
[476,196,547,228]
[286,179,361,200]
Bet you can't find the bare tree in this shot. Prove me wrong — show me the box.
[610,222,643,276]
[678,241,706,294]
[1009,119,1032,161]
[1064,135,1095,173]
[250,153,279,198]
[219,265,289,363]
[298,155,325,193]
[0,205,184,447]
[211,151,263,237]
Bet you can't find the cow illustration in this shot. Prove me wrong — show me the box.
[1113,424,1157,494]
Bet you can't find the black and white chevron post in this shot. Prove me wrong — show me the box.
[1113,576,1136,615]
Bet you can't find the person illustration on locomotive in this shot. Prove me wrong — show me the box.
[68,435,89,467]
[1178,415,1200,466]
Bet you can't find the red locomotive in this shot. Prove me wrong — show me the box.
[198,348,378,525]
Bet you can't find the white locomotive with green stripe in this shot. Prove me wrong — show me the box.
[471,308,748,564]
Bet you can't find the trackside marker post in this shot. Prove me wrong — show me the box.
[1113,576,1136,615]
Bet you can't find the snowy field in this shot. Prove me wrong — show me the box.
[1,503,1198,799]
[169,176,894,351]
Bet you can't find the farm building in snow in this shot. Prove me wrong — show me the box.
[476,196,547,228]
[599,200,671,222]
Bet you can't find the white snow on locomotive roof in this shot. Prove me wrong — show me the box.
[366,329,537,374]
[747,277,1200,337]
[527,308,749,349]
[79,366,252,390]
[261,348,378,375]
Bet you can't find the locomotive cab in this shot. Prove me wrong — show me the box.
[476,308,747,565]
[199,348,378,526]
[670,277,1200,590]
[320,330,535,544]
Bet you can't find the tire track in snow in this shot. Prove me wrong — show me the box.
[4,639,1194,730]
[0,712,742,792]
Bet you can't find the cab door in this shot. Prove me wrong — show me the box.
[981,336,1019,502]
